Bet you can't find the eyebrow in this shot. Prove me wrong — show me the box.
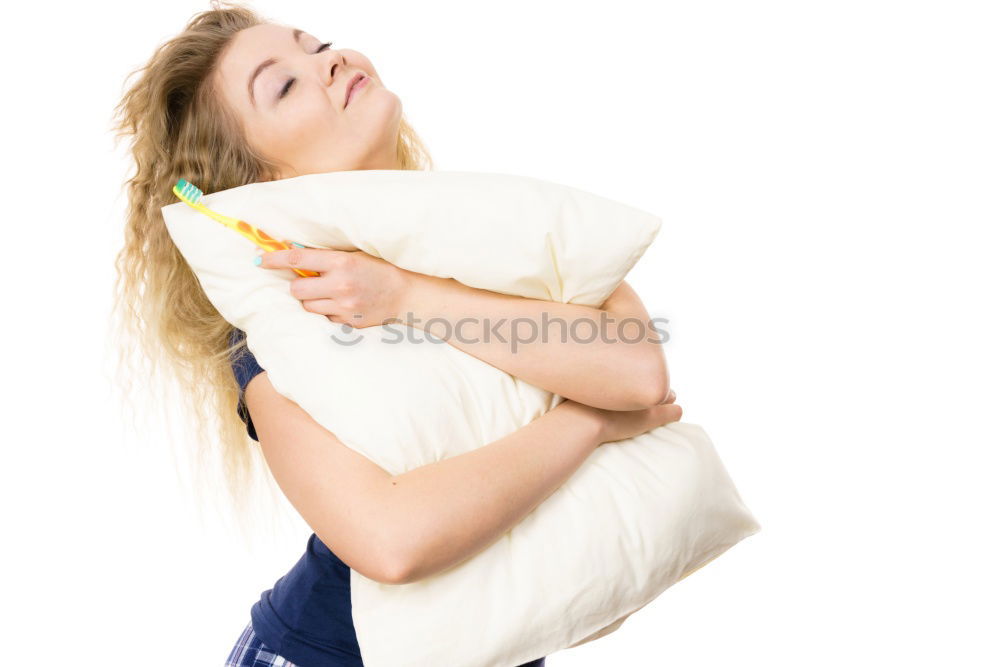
[248,28,304,107]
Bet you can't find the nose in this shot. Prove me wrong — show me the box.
[322,49,346,87]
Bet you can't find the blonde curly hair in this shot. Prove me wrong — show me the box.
[110,0,433,542]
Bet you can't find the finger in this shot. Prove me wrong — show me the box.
[258,247,353,272]
[289,276,342,301]
[657,388,676,405]
[300,298,342,316]
[327,312,361,326]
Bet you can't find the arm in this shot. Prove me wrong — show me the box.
[405,276,670,411]
[258,249,670,412]
[245,371,679,585]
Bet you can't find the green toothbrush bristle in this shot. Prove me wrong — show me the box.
[175,178,203,204]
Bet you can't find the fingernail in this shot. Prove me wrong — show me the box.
[253,256,262,266]
[291,242,305,248]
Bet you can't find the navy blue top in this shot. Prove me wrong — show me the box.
[229,328,364,666]
[229,328,547,667]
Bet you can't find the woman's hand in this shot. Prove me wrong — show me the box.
[257,247,418,328]
[556,389,681,445]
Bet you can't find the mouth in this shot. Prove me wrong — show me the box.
[344,73,369,108]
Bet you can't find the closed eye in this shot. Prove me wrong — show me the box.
[279,41,334,100]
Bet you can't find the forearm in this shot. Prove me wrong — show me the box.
[404,275,669,410]
[382,401,603,584]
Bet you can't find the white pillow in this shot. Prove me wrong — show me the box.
[162,169,761,667]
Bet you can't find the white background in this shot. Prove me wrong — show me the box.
[2,0,997,664]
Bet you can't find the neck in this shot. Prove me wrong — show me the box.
[356,144,400,170]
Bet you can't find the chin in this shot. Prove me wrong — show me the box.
[362,86,402,121]
[363,91,403,139]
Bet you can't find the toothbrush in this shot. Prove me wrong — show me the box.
[172,178,320,278]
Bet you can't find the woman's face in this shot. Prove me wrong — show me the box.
[214,22,402,178]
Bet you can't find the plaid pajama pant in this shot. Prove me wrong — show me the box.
[225,621,298,666]
[224,618,548,666]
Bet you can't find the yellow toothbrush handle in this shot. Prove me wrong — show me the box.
[174,184,319,277]
[242,226,320,278]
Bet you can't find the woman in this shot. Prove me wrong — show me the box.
[112,3,681,665]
